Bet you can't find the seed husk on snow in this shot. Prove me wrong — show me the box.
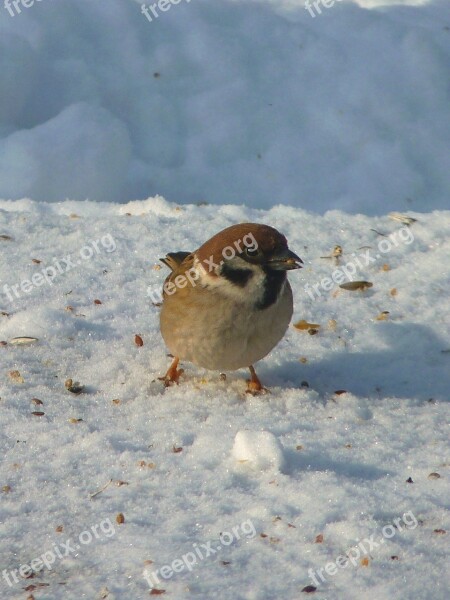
[9,337,39,345]
[339,281,373,291]
[376,311,390,321]
[65,378,85,394]
[9,370,25,383]
[294,320,321,331]
[388,212,417,226]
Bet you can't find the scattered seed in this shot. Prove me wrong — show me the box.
[299,357,308,364]
[433,529,446,535]
[32,258,42,264]
[370,228,388,237]
[294,320,321,331]
[94,299,102,305]
[116,513,125,524]
[150,590,166,596]
[390,287,398,296]
[0,234,13,241]
[315,534,324,543]
[339,281,373,291]
[55,525,63,533]
[135,334,144,347]
[296,445,303,451]
[361,557,370,566]
[172,446,183,453]
[89,479,113,499]
[9,337,39,345]
[9,370,25,383]
[65,379,84,394]
[2,485,11,493]
[328,319,337,330]
[112,399,121,405]
[391,555,399,560]
[24,583,49,591]
[376,311,390,321]
[0,341,7,346]
[138,461,156,469]
[389,212,417,226]
[321,245,343,261]
[308,328,319,335]
[301,585,317,593]
[382,264,391,271]
[69,418,83,423]
[406,477,414,483]
[334,390,347,395]
[31,411,45,417]
[428,472,441,480]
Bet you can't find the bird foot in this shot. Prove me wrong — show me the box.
[245,381,270,395]
[245,365,270,395]
[159,357,184,387]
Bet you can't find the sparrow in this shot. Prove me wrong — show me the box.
[159,223,302,393]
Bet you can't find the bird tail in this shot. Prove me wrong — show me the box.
[160,252,191,272]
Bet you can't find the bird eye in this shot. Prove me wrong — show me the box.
[245,247,259,258]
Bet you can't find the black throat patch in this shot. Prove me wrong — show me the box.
[255,268,286,310]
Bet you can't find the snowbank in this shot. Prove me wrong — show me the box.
[0,0,449,213]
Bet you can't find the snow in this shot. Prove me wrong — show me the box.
[1,198,449,599]
[232,430,286,471]
[0,0,449,213]
[1,0,450,598]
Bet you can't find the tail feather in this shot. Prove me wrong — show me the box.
[160,251,191,272]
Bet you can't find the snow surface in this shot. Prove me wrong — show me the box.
[0,0,450,213]
[1,0,450,598]
[0,197,449,599]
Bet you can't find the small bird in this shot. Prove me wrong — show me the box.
[159,223,302,393]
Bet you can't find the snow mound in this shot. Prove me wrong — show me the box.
[232,430,286,471]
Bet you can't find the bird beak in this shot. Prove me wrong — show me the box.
[267,248,303,271]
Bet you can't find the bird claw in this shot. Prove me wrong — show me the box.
[245,365,269,395]
[159,358,184,387]
[245,379,270,395]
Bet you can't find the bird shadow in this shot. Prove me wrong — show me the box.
[283,448,390,480]
[263,322,450,402]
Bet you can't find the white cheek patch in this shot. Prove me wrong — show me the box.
[196,255,267,304]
